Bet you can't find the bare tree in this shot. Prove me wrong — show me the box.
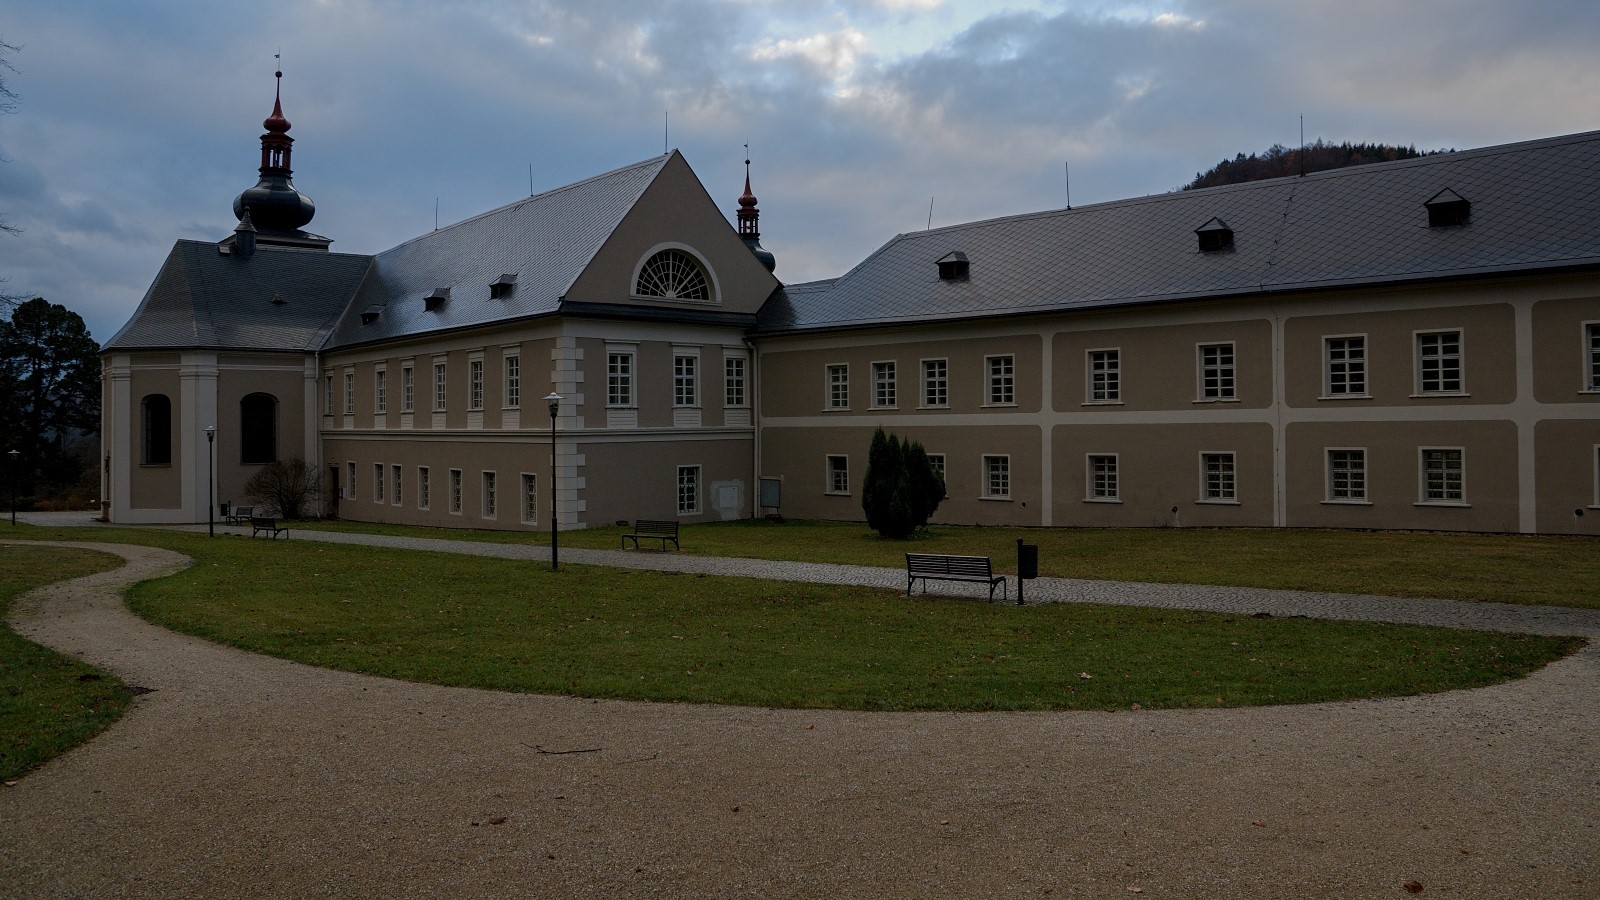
[243,459,324,520]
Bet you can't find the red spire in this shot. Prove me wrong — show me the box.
[737,152,759,236]
[263,70,290,133]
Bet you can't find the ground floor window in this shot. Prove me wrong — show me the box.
[521,473,538,524]
[373,464,384,504]
[1420,448,1465,504]
[482,471,497,518]
[1087,454,1117,501]
[418,466,430,510]
[983,455,1010,499]
[141,394,172,465]
[1327,450,1366,502]
[1200,452,1235,502]
[677,465,701,515]
[449,469,462,514]
[346,461,356,500]
[826,455,849,494]
[392,465,403,506]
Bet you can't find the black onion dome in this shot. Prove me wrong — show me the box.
[234,177,316,230]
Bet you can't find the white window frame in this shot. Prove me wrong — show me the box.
[433,360,448,411]
[985,354,1016,406]
[607,349,636,408]
[825,454,850,495]
[1086,348,1120,404]
[391,464,403,506]
[482,471,498,519]
[1414,329,1465,396]
[921,358,949,408]
[521,472,538,524]
[504,352,521,409]
[374,367,388,414]
[373,463,384,504]
[449,468,462,515]
[401,363,415,412]
[724,353,748,408]
[926,453,946,486]
[982,454,1011,500]
[323,373,334,416]
[1198,451,1237,504]
[673,351,700,408]
[468,358,485,411]
[826,363,849,410]
[871,360,897,409]
[677,465,701,515]
[345,461,356,500]
[1086,454,1119,503]
[1583,321,1600,393]
[1325,448,1369,504]
[343,370,355,415]
[1418,447,1467,506]
[418,466,430,511]
[1197,342,1236,401]
[1323,335,1368,398]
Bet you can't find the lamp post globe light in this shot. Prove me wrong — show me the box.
[544,392,561,571]
[204,425,216,538]
[8,448,18,526]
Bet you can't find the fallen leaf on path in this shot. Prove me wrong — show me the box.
[1403,880,1424,894]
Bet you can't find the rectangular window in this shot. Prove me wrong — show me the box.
[469,360,484,410]
[983,455,1010,499]
[1201,452,1235,501]
[1087,454,1118,501]
[1417,331,1463,393]
[1325,336,1366,396]
[449,469,462,514]
[346,461,356,500]
[1421,448,1465,503]
[725,356,747,407]
[926,453,946,484]
[607,352,634,407]
[375,369,387,413]
[826,455,849,494]
[922,359,948,407]
[674,354,698,407]
[1088,349,1119,403]
[504,355,520,408]
[324,374,333,415]
[433,362,447,410]
[418,466,430,510]
[402,365,415,412]
[373,463,384,503]
[482,471,497,518]
[1327,450,1366,502]
[1199,343,1235,400]
[391,465,402,505]
[677,465,701,515]
[987,355,1015,405]
[344,372,355,415]
[1586,323,1600,391]
[872,361,896,408]
[827,364,849,409]
[521,473,538,524]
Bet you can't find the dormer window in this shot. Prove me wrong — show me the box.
[424,287,450,312]
[1425,189,1471,227]
[360,305,383,325]
[490,274,517,299]
[1195,217,1234,252]
[937,251,969,281]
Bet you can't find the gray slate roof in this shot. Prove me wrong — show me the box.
[323,154,672,349]
[102,242,371,352]
[756,130,1600,333]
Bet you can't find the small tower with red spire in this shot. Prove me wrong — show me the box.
[229,67,328,251]
[736,148,776,273]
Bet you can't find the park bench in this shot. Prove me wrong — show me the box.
[224,505,255,526]
[250,516,287,539]
[621,519,680,551]
[905,553,1008,602]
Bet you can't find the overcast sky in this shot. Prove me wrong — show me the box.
[1,0,1597,343]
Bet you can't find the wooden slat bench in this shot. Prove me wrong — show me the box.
[224,505,255,526]
[621,519,680,551]
[250,516,287,539]
[905,553,1008,602]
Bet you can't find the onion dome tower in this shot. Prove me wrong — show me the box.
[227,69,330,251]
[736,152,776,273]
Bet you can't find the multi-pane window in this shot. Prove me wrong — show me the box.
[469,360,484,410]
[827,364,849,409]
[922,359,948,407]
[826,455,849,494]
[346,461,355,500]
[402,365,415,412]
[1325,337,1366,396]
[504,355,520,408]
[674,355,698,407]
[1088,454,1118,500]
[392,464,402,505]
[418,466,430,510]
[608,352,634,407]
[987,355,1015,405]
[926,453,946,484]
[1585,323,1600,391]
[1417,331,1463,393]
[872,361,897,408]
[1327,450,1366,502]
[482,471,497,518]
[725,356,747,407]
[677,465,701,515]
[375,370,387,413]
[983,455,1010,499]
[1088,350,1119,403]
[449,469,462,514]
[1199,344,1235,400]
[1421,448,1464,503]
[433,363,448,410]
[324,374,333,416]
[521,473,537,524]
[1201,453,1235,501]
[373,463,384,503]
[344,372,355,415]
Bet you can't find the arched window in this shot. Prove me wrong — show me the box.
[141,394,172,465]
[634,249,712,302]
[240,393,278,464]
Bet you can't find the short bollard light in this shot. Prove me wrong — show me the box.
[1016,538,1039,606]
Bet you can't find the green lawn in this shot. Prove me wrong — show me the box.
[0,544,129,781]
[299,518,1600,609]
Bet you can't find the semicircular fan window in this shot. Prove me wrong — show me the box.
[635,249,712,301]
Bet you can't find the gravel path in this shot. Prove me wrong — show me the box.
[2,531,1597,897]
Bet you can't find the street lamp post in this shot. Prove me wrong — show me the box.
[7,449,18,526]
[204,426,216,537]
[544,392,561,571]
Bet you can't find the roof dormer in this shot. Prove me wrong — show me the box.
[424,287,450,312]
[1425,188,1471,227]
[937,251,969,281]
[1195,217,1234,252]
[490,274,517,299]
[360,305,383,325]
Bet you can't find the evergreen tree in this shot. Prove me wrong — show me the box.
[862,428,943,538]
[904,439,944,529]
[0,297,100,502]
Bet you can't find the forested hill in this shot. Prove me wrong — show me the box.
[1183,140,1451,190]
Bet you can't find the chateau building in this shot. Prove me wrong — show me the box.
[102,75,1600,536]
